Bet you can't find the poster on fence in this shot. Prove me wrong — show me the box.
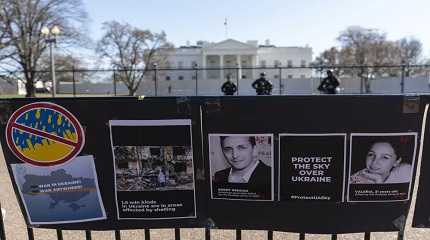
[203,95,422,233]
[278,134,346,202]
[347,133,417,202]
[12,155,106,224]
[110,119,197,219]
[0,96,424,233]
[209,134,274,201]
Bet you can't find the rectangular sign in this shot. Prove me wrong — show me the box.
[110,119,197,219]
[11,155,106,224]
[279,134,346,202]
[209,134,274,201]
[347,133,417,202]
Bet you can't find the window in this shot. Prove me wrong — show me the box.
[178,61,183,69]
[178,76,184,80]
[288,75,293,79]
[260,60,266,67]
[165,76,171,81]
[300,74,306,78]
[242,75,247,79]
[191,61,197,68]
[287,60,293,67]
[274,75,279,79]
[274,60,281,67]
[301,60,306,67]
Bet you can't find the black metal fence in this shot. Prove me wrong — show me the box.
[1,65,430,96]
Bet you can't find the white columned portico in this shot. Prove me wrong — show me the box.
[220,55,224,80]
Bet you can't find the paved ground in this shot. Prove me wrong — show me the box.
[1,144,430,240]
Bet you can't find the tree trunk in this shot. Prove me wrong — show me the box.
[364,78,372,93]
[25,80,35,97]
[128,87,135,96]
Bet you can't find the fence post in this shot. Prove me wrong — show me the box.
[72,66,76,97]
[278,64,282,95]
[153,63,158,96]
[113,71,117,96]
[85,230,92,240]
[235,229,241,240]
[236,64,240,95]
[360,67,364,94]
[194,64,198,96]
[26,227,34,240]
[401,64,405,93]
[56,229,63,240]
[175,228,180,240]
[0,202,5,240]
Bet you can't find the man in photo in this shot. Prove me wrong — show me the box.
[213,135,271,198]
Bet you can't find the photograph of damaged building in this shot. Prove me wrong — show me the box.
[114,145,194,191]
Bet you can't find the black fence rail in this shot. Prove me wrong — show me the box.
[22,228,404,240]
[1,65,430,96]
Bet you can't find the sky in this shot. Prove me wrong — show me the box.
[83,0,430,60]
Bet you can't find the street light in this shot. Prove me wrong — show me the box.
[41,25,60,97]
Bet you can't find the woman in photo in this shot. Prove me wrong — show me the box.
[350,140,412,184]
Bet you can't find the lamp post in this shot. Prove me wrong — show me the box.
[153,63,158,96]
[41,25,60,97]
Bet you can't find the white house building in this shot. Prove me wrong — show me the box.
[137,38,313,96]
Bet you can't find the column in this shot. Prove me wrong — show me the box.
[220,55,224,81]
[202,54,207,80]
[252,55,258,80]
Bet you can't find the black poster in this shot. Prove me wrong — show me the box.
[109,120,197,219]
[279,134,346,202]
[347,133,417,202]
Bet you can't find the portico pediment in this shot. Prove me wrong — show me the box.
[204,39,257,51]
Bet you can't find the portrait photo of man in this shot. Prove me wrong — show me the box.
[209,134,273,201]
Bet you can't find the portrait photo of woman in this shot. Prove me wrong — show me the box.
[349,134,417,185]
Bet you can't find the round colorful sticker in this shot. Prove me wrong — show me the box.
[5,102,85,166]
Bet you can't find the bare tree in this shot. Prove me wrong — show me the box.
[96,21,173,96]
[0,0,88,97]
[316,26,424,93]
[36,53,90,87]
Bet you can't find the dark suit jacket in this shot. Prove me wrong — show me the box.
[213,160,271,199]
